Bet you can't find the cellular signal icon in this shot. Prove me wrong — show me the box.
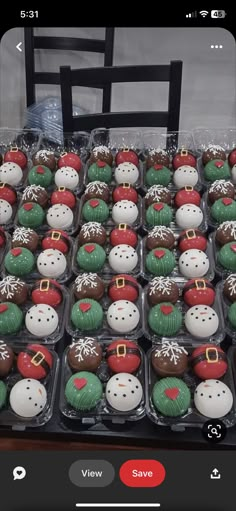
[186,11,197,18]
[199,10,209,17]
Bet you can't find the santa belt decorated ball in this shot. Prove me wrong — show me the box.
[32,279,63,297]
[178,229,205,243]
[183,279,214,294]
[23,348,51,375]
[43,231,70,250]
[108,277,139,293]
[106,343,140,359]
[192,347,227,373]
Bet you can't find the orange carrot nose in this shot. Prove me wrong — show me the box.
[118,384,126,387]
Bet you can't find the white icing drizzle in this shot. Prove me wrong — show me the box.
[22,185,45,201]
[70,337,99,361]
[205,144,224,155]
[85,181,108,193]
[75,273,99,291]
[154,341,187,365]
[145,185,169,199]
[148,148,168,156]
[0,340,10,360]
[149,276,175,296]
[218,221,236,237]
[225,274,236,296]
[80,222,104,237]
[0,276,24,299]
[12,227,34,243]
[35,150,54,161]
[147,226,174,240]
[92,146,110,156]
[209,180,233,193]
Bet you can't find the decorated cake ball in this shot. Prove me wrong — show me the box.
[202,145,226,166]
[46,204,73,230]
[216,221,236,245]
[0,199,13,224]
[146,148,170,169]
[229,148,236,168]
[106,372,142,412]
[228,302,236,329]
[76,243,106,272]
[108,275,139,302]
[58,152,82,172]
[73,273,105,301]
[71,299,104,331]
[144,185,171,207]
[10,378,47,418]
[5,247,35,277]
[0,182,17,205]
[0,302,23,334]
[84,181,110,202]
[174,187,201,208]
[0,227,5,248]
[183,279,215,307]
[37,249,67,278]
[179,249,209,278]
[108,244,138,273]
[54,166,79,190]
[18,202,45,228]
[218,242,236,271]
[67,338,102,372]
[151,341,188,377]
[114,162,139,185]
[191,344,227,380]
[31,279,63,307]
[78,222,107,246]
[0,340,14,377]
[22,185,48,208]
[148,302,182,337]
[172,150,196,170]
[146,248,176,276]
[88,161,112,184]
[106,340,141,374]
[89,145,113,166]
[204,160,230,182]
[146,226,175,251]
[12,227,39,252]
[41,229,70,254]
[0,276,28,304]
[0,381,7,409]
[178,229,207,253]
[223,274,236,302]
[32,150,56,171]
[0,162,23,186]
[194,379,233,419]
[115,149,139,166]
[146,202,173,227]
[147,277,179,306]
[25,304,59,337]
[112,184,138,204]
[208,180,235,204]
[145,164,171,187]
[107,300,140,333]
[175,204,203,229]
[185,305,219,338]
[211,197,236,223]
[51,187,76,209]
[173,166,198,189]
[65,371,102,411]
[28,165,53,188]
[112,200,138,225]
[17,344,53,380]
[110,224,138,248]
[152,377,191,417]
[82,198,109,223]
[4,148,27,169]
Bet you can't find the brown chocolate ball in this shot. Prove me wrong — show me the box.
[0,276,28,304]
[151,342,188,377]
[145,185,172,207]
[32,150,56,171]
[215,221,236,246]
[74,273,105,300]
[202,145,226,166]
[147,277,179,306]
[223,274,236,302]
[146,226,175,250]
[22,185,49,208]
[89,146,113,166]
[78,222,107,246]
[67,338,102,372]
[84,181,110,202]
[12,227,39,251]
[0,340,14,377]
[146,149,170,169]
[208,180,235,204]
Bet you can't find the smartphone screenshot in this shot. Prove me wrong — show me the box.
[0,7,235,511]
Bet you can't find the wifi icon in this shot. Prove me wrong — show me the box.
[199,10,209,17]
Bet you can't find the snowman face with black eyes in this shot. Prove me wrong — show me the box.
[0,162,23,186]
[185,304,219,338]
[46,204,73,229]
[173,166,198,189]
[54,166,79,190]
[176,204,203,229]
[112,200,138,225]
[25,303,59,336]
[194,379,233,418]
[0,199,13,224]
[10,378,47,418]
[114,162,139,185]
[37,248,67,278]
[179,249,209,278]
[106,373,143,412]
[107,300,140,333]
[108,244,138,272]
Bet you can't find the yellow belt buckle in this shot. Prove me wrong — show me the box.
[31,351,45,367]
[206,347,218,364]
[118,223,127,230]
[195,279,206,290]
[123,147,129,152]
[123,183,131,189]
[116,277,125,289]
[186,229,196,240]
[10,145,18,152]
[58,186,66,192]
[60,151,67,156]
[185,186,193,191]
[51,231,61,240]
[40,279,50,292]
[116,344,127,357]
[180,148,188,156]
[0,183,5,189]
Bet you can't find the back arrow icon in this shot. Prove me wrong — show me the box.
[16,42,22,52]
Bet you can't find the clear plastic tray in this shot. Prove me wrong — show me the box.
[143,282,225,345]
[90,128,143,155]
[146,344,236,430]
[141,236,215,284]
[209,231,235,279]
[216,281,236,343]
[0,232,11,270]
[66,281,144,340]
[0,344,59,430]
[192,128,236,156]
[203,190,236,230]
[60,340,146,424]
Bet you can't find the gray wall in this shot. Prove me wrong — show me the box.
[0,27,235,129]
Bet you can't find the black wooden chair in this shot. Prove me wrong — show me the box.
[60,61,183,133]
[24,27,115,112]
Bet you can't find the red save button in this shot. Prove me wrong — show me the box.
[119,459,166,488]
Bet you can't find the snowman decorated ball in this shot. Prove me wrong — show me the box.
[10,378,47,418]
[114,162,139,185]
[194,379,233,418]
[108,244,138,272]
[46,204,73,229]
[37,249,67,278]
[107,300,140,333]
[54,166,79,190]
[175,204,203,229]
[0,161,23,186]
[25,303,59,337]
[173,165,198,189]
[106,373,143,412]
[0,199,13,224]
[185,305,219,338]
[179,249,209,278]
[112,200,138,225]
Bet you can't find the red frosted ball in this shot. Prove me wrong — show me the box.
[51,188,76,209]
[178,229,207,252]
[110,225,138,247]
[175,187,201,207]
[115,149,139,166]
[108,274,139,302]
[183,279,215,306]
[0,183,17,205]
[106,340,141,373]
[41,229,70,254]
[112,184,138,204]
[31,279,63,307]
[58,152,82,172]
[172,152,197,170]
[17,343,53,380]
[191,344,227,380]
[4,149,27,169]
[229,148,236,168]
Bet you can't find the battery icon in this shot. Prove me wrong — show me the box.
[211,10,226,18]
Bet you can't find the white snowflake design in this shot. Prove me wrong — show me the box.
[148,148,168,156]
[205,144,224,155]
[0,340,10,360]
[147,226,174,240]
[85,181,108,193]
[145,185,169,200]
[0,276,25,299]
[225,274,236,296]
[219,221,236,238]
[92,146,110,156]
[74,273,99,292]
[154,341,188,365]
[12,227,33,243]
[35,150,54,161]
[70,337,99,361]
[209,180,232,194]
[22,185,45,201]
[80,222,104,238]
[149,276,176,296]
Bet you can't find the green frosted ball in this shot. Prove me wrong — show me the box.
[28,165,53,188]
[204,159,231,182]
[5,247,35,276]
[88,162,112,184]
[65,371,103,411]
[18,202,45,228]
[148,302,182,336]
[218,242,236,271]
[228,302,236,329]
[0,302,23,334]
[211,198,236,223]
[82,198,109,223]
[0,381,7,409]
[146,165,171,187]
[146,247,176,276]
[71,298,104,331]
[146,202,173,227]
[152,377,191,417]
[76,243,106,272]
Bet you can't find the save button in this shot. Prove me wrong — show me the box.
[119,460,166,487]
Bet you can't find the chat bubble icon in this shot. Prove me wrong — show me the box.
[13,466,26,481]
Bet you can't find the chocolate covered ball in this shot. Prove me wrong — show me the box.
[78,222,107,246]
[145,185,171,207]
[151,341,188,377]
[215,221,236,246]
[89,146,113,166]
[67,338,102,372]
[147,276,179,306]
[0,340,14,377]
[146,148,170,169]
[208,180,235,204]
[0,276,28,304]
[202,145,226,166]
[146,226,175,251]
[32,150,56,171]
[12,227,39,252]
[223,274,236,302]
[84,181,110,202]
[74,273,105,300]
[22,185,49,208]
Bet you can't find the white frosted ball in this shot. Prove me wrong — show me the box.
[0,162,23,186]
[114,162,139,185]
[112,200,138,225]
[108,244,138,272]
[37,248,67,278]
[25,303,59,336]
[194,379,233,418]
[173,166,198,189]
[107,300,140,333]
[10,379,47,418]
[185,304,219,338]
[47,204,73,229]
[0,199,13,224]
[179,249,209,278]
[54,166,79,190]
[106,373,143,412]
[175,204,203,229]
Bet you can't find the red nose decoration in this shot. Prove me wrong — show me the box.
[154,249,165,259]
[165,387,179,400]
[79,302,91,313]
[74,378,87,390]
[160,305,173,315]
[84,244,95,253]
[11,248,22,257]
[23,203,33,211]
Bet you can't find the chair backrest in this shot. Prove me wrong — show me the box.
[60,61,183,133]
[24,27,115,111]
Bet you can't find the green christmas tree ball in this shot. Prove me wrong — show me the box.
[0,302,23,334]
[71,298,104,331]
[76,243,106,272]
[148,302,182,336]
[146,247,176,276]
[18,202,45,228]
[152,377,191,417]
[218,242,236,271]
[146,202,173,227]
[146,164,171,187]
[82,198,109,223]
[88,162,112,184]
[28,165,53,187]
[211,198,236,223]
[5,247,35,276]
[65,371,103,411]
[204,159,231,182]
[0,381,7,409]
